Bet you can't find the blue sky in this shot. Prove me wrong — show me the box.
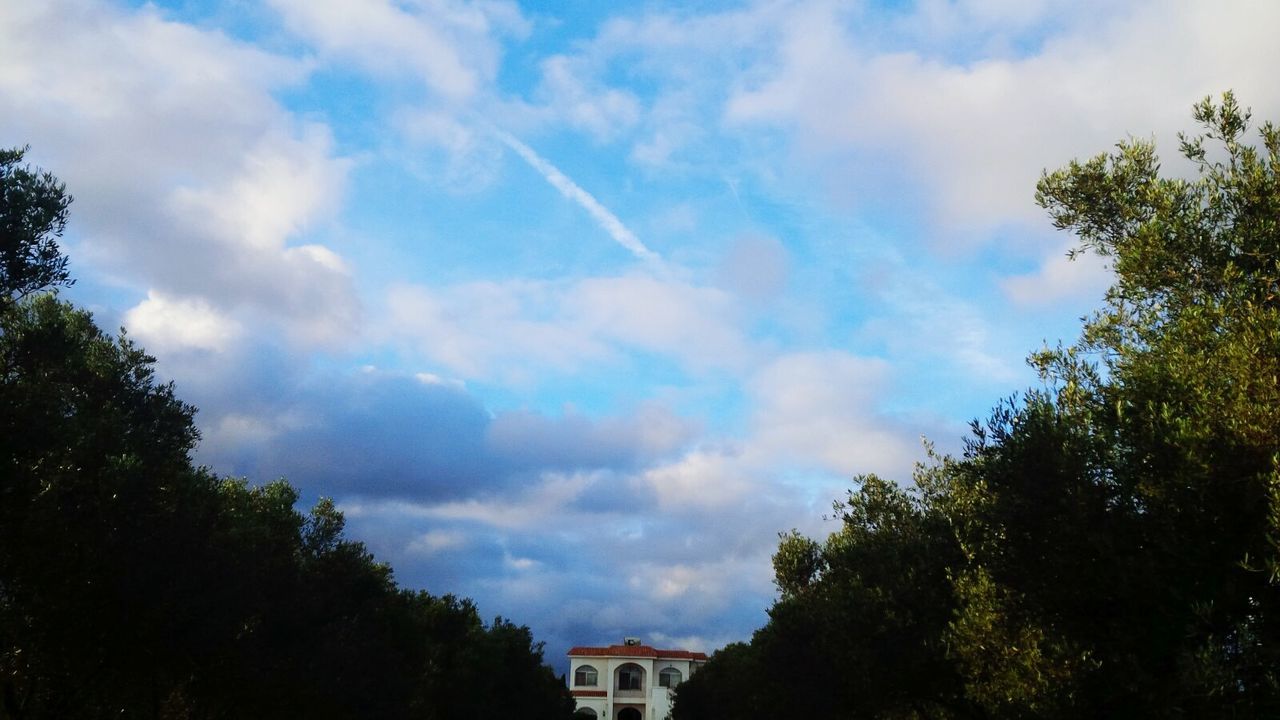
[3,0,1278,664]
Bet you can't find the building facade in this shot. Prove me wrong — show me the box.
[567,638,707,720]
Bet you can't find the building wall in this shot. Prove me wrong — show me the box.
[569,655,702,720]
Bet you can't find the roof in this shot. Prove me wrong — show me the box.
[567,644,708,661]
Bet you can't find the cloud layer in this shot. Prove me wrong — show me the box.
[3,0,1276,663]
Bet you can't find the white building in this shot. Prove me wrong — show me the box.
[567,638,707,720]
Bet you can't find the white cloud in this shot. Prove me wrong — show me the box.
[724,0,1280,237]
[169,126,348,254]
[569,275,748,371]
[0,0,359,348]
[395,108,504,191]
[125,291,242,353]
[386,280,613,380]
[415,371,466,389]
[629,91,704,171]
[643,444,755,511]
[385,273,749,381]
[463,0,785,175]
[537,55,642,141]
[407,530,468,556]
[748,351,919,478]
[717,233,790,302]
[18,0,1262,665]
[267,0,515,101]
[206,413,280,448]
[399,109,478,153]
[1002,240,1112,307]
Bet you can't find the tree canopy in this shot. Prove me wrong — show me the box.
[0,147,72,306]
[0,150,575,718]
[673,92,1280,718]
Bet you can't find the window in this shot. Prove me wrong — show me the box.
[574,665,598,687]
[617,667,642,691]
[659,667,682,688]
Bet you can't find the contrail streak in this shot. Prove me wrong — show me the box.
[491,128,661,265]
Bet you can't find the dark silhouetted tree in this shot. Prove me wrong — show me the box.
[0,151,574,719]
[0,147,72,305]
[674,92,1280,719]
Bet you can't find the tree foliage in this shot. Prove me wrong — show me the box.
[0,147,72,305]
[0,156,574,718]
[674,92,1280,719]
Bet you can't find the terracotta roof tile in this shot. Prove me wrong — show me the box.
[567,644,708,661]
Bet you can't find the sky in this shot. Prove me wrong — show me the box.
[3,0,1278,665]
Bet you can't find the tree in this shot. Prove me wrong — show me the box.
[674,473,975,720]
[0,147,72,304]
[0,299,577,720]
[0,294,207,715]
[670,642,761,720]
[0,151,576,719]
[948,91,1280,715]
[673,92,1280,719]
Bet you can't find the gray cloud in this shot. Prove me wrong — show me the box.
[13,0,1233,668]
[253,373,497,499]
[191,357,697,503]
[488,404,697,473]
[341,485,791,664]
[717,233,791,302]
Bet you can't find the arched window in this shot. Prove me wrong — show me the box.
[658,666,682,688]
[616,662,644,691]
[574,665,599,687]
[618,708,642,720]
[572,709,598,719]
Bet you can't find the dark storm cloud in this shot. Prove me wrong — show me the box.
[565,470,658,514]
[258,373,497,499]
[488,410,653,471]
[192,358,690,503]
